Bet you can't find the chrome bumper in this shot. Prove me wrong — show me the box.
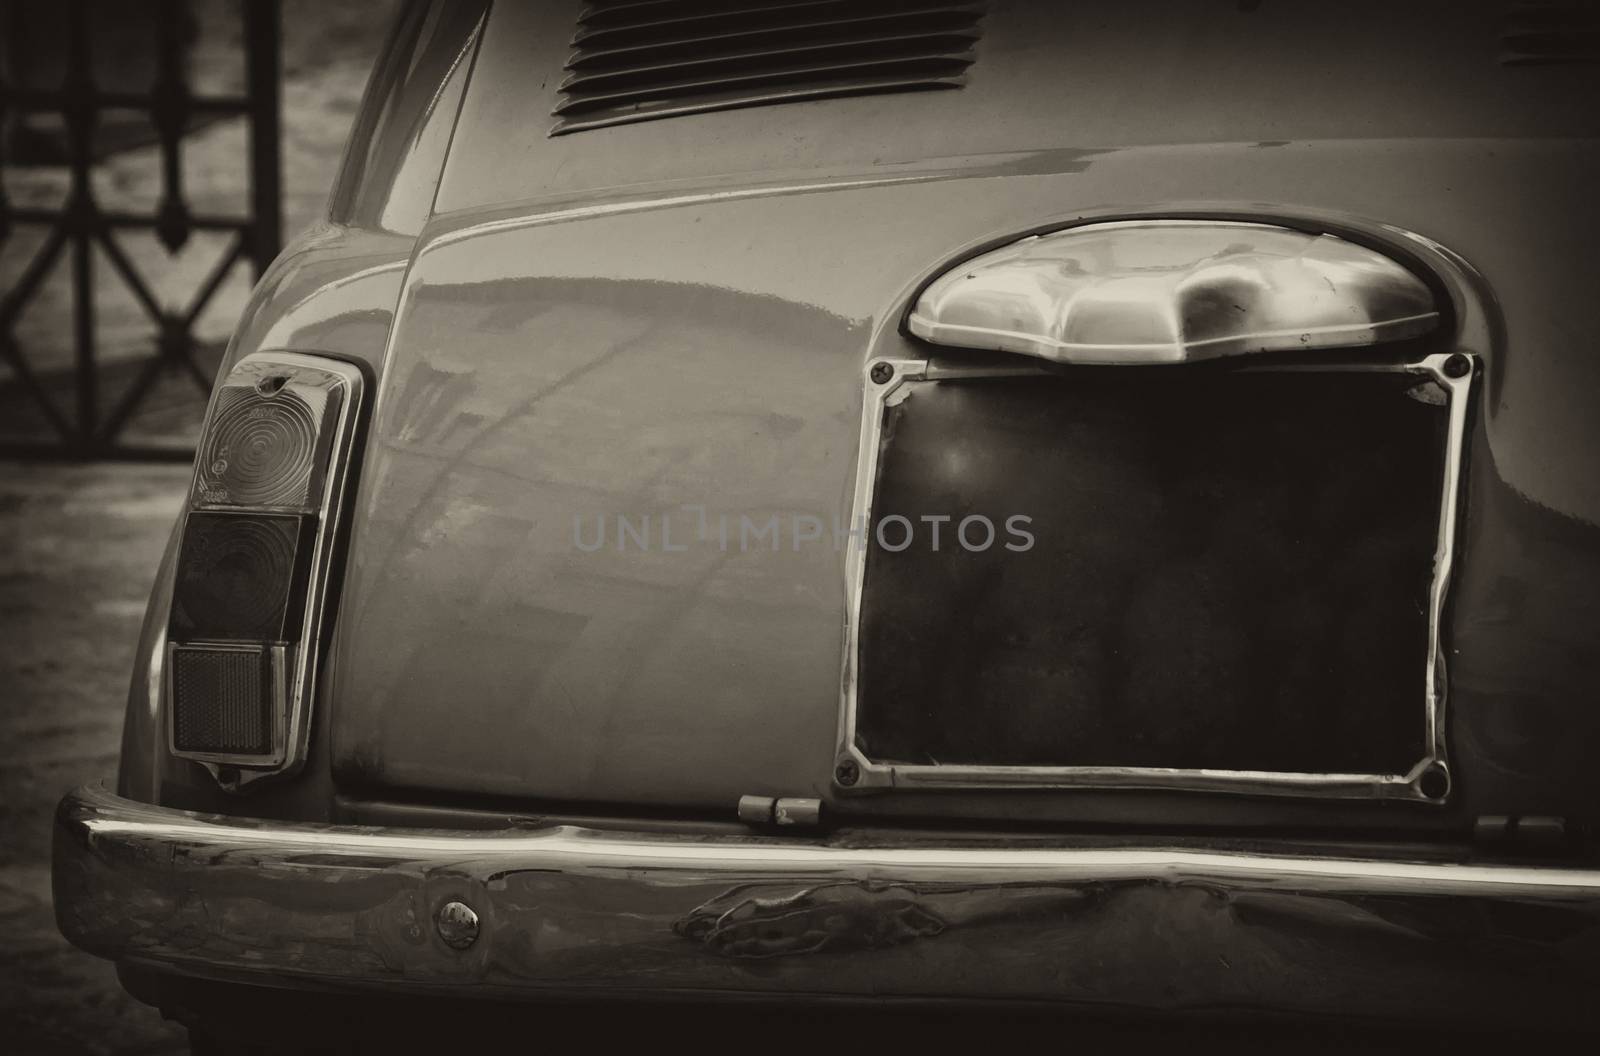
[53,784,1600,1026]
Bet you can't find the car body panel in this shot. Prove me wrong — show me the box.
[114,0,1600,831]
[71,0,1600,1025]
[439,0,1600,212]
[114,223,412,817]
[330,134,1600,825]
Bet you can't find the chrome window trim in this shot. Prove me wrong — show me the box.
[834,350,1472,802]
[167,351,365,790]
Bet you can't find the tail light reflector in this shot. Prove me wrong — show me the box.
[170,643,280,756]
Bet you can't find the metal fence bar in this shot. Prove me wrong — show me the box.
[0,0,284,461]
[244,0,281,276]
[66,0,97,441]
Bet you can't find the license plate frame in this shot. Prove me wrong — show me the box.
[835,352,1472,802]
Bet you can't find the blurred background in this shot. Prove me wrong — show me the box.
[0,2,395,1051]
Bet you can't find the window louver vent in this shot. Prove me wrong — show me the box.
[552,0,987,135]
[1500,3,1600,65]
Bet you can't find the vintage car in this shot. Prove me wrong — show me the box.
[52,0,1600,1044]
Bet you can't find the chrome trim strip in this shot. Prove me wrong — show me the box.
[51,785,1600,889]
[836,352,1471,801]
[50,786,1600,1023]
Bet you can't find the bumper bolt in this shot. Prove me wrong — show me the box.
[1443,354,1471,379]
[869,362,894,385]
[1418,765,1450,800]
[835,759,860,786]
[436,900,480,950]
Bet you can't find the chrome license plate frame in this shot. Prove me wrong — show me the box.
[835,352,1472,803]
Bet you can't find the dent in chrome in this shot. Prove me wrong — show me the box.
[907,221,1439,364]
[675,881,948,958]
[837,347,1472,802]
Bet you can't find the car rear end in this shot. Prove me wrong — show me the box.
[53,0,1600,1036]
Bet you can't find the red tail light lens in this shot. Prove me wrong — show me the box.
[171,512,314,641]
[168,353,364,785]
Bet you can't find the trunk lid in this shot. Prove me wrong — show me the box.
[325,0,1600,827]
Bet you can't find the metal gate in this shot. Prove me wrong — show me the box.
[0,0,281,460]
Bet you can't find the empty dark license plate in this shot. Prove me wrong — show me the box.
[856,368,1449,775]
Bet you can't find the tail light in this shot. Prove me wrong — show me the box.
[168,352,364,788]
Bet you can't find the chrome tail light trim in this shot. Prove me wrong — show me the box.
[167,351,365,789]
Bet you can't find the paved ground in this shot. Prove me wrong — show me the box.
[0,461,191,1054]
[1,3,392,1051]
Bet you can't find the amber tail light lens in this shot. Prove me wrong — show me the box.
[168,353,364,786]
[195,378,338,510]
